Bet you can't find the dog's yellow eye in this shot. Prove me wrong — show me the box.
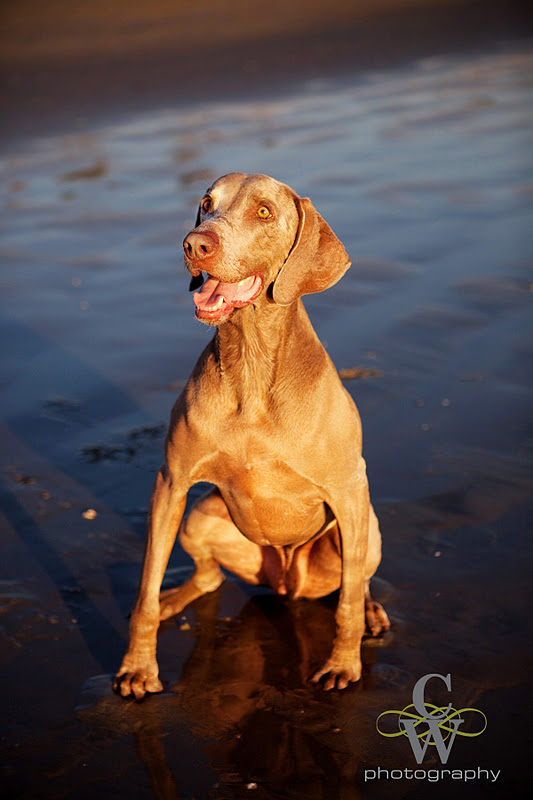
[201,197,213,213]
[257,205,271,219]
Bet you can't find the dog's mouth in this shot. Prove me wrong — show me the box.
[191,273,263,322]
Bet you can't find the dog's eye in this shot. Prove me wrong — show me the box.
[257,205,272,219]
[201,197,213,213]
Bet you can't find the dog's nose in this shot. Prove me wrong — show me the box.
[183,230,219,261]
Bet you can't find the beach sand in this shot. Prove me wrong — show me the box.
[1,1,532,797]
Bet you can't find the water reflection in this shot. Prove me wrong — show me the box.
[76,587,390,798]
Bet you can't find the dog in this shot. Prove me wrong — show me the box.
[114,172,389,699]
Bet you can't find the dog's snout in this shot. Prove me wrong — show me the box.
[183,230,219,261]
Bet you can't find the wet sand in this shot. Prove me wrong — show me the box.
[1,0,530,143]
[1,2,533,798]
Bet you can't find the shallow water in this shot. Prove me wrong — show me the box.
[1,45,532,798]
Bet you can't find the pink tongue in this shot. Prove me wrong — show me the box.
[193,275,260,311]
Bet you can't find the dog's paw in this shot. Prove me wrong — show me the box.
[113,658,163,700]
[310,656,362,691]
[365,599,390,637]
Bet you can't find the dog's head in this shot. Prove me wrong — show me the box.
[183,173,350,325]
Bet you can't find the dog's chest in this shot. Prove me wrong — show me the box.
[206,449,326,547]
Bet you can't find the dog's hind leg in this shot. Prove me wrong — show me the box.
[159,486,264,620]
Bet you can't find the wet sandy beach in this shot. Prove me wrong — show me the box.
[1,2,532,798]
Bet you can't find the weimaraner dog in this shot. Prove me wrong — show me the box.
[114,172,389,699]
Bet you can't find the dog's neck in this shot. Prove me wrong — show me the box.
[214,301,301,411]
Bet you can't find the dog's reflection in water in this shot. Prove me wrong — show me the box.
[130,586,377,799]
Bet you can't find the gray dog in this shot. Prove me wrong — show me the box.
[114,173,389,699]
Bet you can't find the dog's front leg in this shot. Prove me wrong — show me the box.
[312,460,370,690]
[114,464,187,699]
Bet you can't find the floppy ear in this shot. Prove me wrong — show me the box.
[195,205,202,228]
[271,195,351,306]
